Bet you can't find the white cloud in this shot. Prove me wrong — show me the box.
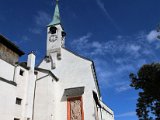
[96,0,110,16]
[92,41,102,48]
[29,11,51,34]
[96,0,120,31]
[116,64,134,73]
[22,36,30,43]
[116,111,136,118]
[77,33,92,42]
[91,41,104,55]
[14,36,30,45]
[22,36,30,42]
[71,31,159,92]
[156,43,160,49]
[34,11,51,26]
[72,33,92,50]
[29,28,42,34]
[129,44,141,52]
[72,32,146,58]
[73,33,92,43]
[115,82,131,92]
[72,33,108,56]
[146,30,159,42]
[125,44,141,57]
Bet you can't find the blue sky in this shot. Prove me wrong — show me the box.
[0,0,160,119]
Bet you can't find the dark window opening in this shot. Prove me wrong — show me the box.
[93,91,101,107]
[19,69,24,76]
[62,31,66,37]
[50,26,57,34]
[14,118,20,120]
[16,98,22,105]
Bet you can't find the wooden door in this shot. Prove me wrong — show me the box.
[67,97,84,120]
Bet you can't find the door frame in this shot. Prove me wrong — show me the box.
[67,96,84,120]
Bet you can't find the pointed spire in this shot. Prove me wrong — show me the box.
[48,0,61,26]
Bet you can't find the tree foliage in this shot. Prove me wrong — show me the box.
[157,24,160,39]
[130,63,160,120]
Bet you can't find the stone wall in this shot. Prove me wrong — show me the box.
[0,43,19,65]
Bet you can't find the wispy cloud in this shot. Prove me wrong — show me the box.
[29,28,42,34]
[29,11,51,34]
[71,31,160,92]
[116,111,136,118]
[34,11,51,26]
[72,33,92,51]
[129,44,141,52]
[115,82,131,92]
[73,33,139,57]
[73,33,92,43]
[146,30,160,42]
[14,35,31,45]
[72,33,107,56]
[96,0,121,32]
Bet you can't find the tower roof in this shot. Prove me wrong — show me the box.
[48,0,61,26]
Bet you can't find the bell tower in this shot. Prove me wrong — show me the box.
[46,0,66,69]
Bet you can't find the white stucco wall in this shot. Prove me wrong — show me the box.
[0,48,114,120]
[101,109,114,120]
[0,80,16,120]
[0,59,17,119]
[0,58,37,120]
[38,48,112,120]
[33,72,57,120]
[99,101,114,120]
[24,70,36,120]
[0,59,14,80]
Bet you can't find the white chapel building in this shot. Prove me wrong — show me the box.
[0,1,114,120]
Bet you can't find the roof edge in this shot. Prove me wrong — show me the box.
[0,34,25,56]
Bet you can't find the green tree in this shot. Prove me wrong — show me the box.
[157,24,160,39]
[130,63,160,120]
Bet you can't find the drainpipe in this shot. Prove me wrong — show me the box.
[13,64,19,82]
[100,107,103,120]
[31,67,58,120]
[97,106,103,120]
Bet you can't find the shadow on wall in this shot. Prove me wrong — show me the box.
[61,86,85,102]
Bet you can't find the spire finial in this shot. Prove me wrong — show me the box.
[48,0,61,26]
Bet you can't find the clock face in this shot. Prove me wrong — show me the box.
[49,35,58,42]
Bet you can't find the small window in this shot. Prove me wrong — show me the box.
[19,69,24,76]
[14,118,20,120]
[16,98,22,105]
[50,26,57,34]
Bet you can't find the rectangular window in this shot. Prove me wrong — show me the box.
[67,97,84,120]
[19,69,24,76]
[16,98,22,105]
[14,118,20,120]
